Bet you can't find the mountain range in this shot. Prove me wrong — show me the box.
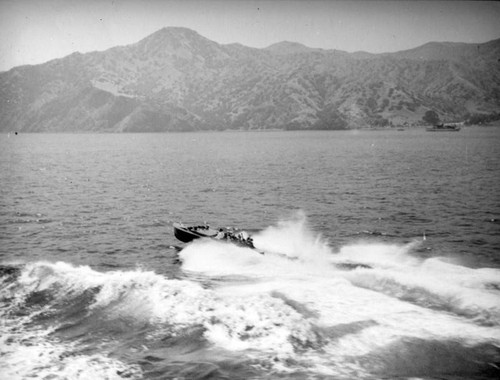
[1,27,499,132]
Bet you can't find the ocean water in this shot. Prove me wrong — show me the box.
[1,128,499,379]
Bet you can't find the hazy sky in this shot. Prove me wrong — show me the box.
[1,0,499,71]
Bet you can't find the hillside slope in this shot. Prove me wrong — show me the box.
[1,27,499,132]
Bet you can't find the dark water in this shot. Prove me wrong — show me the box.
[1,128,499,379]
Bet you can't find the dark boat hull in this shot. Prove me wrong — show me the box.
[173,223,217,243]
[173,225,197,243]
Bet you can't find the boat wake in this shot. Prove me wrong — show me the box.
[178,213,500,377]
[1,214,500,379]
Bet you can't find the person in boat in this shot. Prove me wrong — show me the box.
[235,231,254,247]
[215,229,226,239]
[237,231,249,241]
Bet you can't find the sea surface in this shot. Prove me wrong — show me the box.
[1,128,499,379]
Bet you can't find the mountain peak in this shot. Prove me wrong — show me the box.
[152,27,202,38]
[137,27,206,46]
[265,41,317,54]
[134,27,228,61]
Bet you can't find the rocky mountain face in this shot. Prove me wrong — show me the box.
[1,27,499,132]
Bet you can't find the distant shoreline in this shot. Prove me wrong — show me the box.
[5,124,500,135]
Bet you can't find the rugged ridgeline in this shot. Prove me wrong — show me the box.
[1,27,499,132]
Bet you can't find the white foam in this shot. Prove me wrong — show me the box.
[180,239,266,276]
[252,211,332,261]
[0,322,142,380]
[332,240,422,268]
[16,261,104,298]
[175,214,500,374]
[4,261,320,357]
[342,251,500,325]
[4,212,500,379]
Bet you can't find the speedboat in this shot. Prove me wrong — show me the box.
[173,222,258,251]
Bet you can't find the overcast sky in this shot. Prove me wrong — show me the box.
[1,0,499,72]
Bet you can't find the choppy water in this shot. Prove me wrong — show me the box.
[1,128,499,379]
